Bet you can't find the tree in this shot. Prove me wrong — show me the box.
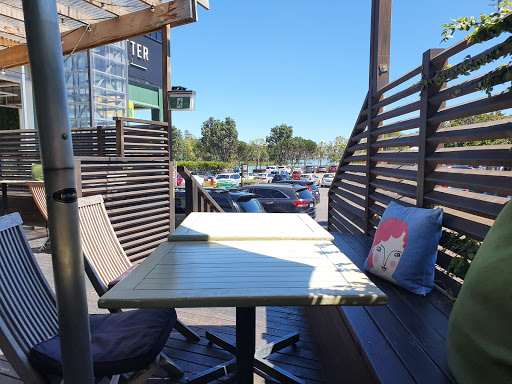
[266,124,293,165]
[299,139,317,167]
[183,130,199,161]
[315,141,327,166]
[236,141,251,166]
[200,117,238,162]
[170,125,184,161]
[248,139,268,168]
[446,112,511,147]
[326,136,348,163]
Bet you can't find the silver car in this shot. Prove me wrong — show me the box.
[320,173,335,187]
[300,173,320,186]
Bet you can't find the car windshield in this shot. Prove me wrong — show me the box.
[324,173,335,178]
[237,199,264,213]
[216,175,229,179]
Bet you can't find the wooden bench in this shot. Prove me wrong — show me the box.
[308,232,456,384]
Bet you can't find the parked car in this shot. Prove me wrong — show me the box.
[254,173,273,183]
[320,173,335,188]
[277,165,292,174]
[305,165,315,173]
[173,172,184,186]
[207,189,265,213]
[215,173,242,188]
[239,184,316,219]
[300,173,320,186]
[328,165,338,172]
[317,166,327,173]
[174,188,188,227]
[272,173,292,182]
[274,179,320,204]
[291,170,302,180]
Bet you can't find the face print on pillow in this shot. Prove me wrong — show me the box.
[367,218,408,282]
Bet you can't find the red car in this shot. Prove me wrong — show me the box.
[328,165,338,173]
[291,170,302,180]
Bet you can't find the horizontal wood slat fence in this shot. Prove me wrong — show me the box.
[329,30,512,296]
[0,118,172,262]
[75,156,172,262]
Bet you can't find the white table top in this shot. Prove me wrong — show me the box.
[169,212,334,242]
[99,240,387,309]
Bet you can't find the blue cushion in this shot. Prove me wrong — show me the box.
[29,308,177,378]
[108,264,139,290]
[364,201,443,295]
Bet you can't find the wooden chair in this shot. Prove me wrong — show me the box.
[25,180,50,250]
[0,212,180,384]
[77,194,200,342]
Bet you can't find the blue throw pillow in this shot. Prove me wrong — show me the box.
[364,201,443,295]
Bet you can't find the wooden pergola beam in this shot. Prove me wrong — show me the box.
[0,35,19,47]
[0,0,197,69]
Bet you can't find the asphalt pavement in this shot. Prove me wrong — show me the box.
[315,185,329,229]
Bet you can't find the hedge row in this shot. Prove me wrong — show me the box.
[177,161,230,173]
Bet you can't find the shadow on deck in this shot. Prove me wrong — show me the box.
[0,227,326,384]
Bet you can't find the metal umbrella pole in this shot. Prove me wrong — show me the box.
[21,1,94,383]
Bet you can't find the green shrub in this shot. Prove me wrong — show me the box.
[178,161,229,173]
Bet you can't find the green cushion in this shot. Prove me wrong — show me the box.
[31,164,44,181]
[447,201,512,384]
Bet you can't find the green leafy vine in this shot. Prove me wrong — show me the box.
[442,230,482,276]
[419,1,512,97]
[441,0,512,43]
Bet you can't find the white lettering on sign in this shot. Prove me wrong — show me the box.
[129,40,150,62]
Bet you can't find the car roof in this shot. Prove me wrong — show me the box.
[247,183,303,190]
[275,179,313,185]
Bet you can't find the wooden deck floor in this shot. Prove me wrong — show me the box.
[1,227,326,384]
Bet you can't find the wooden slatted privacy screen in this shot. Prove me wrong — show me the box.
[75,156,172,262]
[0,127,105,185]
[114,117,169,157]
[0,118,172,261]
[0,118,169,183]
[329,31,512,295]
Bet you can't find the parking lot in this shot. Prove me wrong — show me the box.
[315,185,329,229]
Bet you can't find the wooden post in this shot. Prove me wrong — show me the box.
[417,49,446,208]
[364,0,392,234]
[115,118,124,157]
[162,25,176,232]
[96,126,103,156]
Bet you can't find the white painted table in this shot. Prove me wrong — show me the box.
[100,213,386,383]
[168,212,335,242]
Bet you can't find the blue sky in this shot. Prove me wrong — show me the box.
[143,0,504,143]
